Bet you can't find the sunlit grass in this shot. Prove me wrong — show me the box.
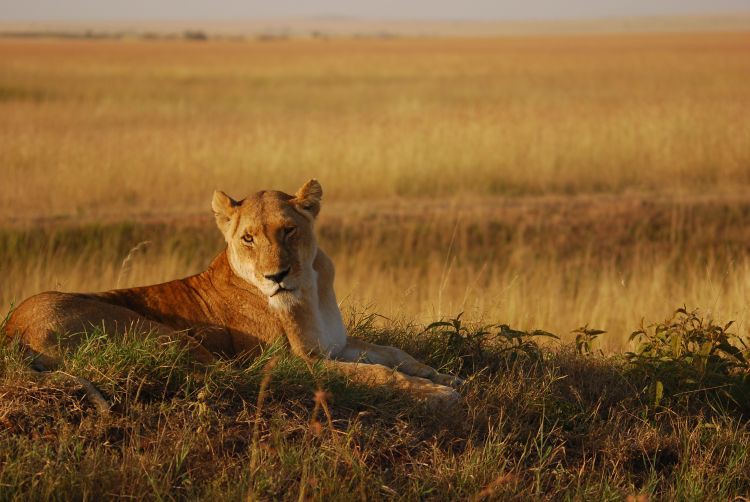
[2,32,750,499]
[1,33,749,219]
[4,196,750,351]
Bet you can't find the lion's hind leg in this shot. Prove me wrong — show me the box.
[5,291,215,414]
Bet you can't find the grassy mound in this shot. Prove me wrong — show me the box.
[1,309,749,500]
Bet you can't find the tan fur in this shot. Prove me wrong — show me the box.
[4,180,461,405]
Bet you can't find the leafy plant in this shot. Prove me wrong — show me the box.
[572,325,607,356]
[423,313,558,373]
[626,307,750,412]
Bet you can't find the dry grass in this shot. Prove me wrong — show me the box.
[3,193,750,350]
[2,32,750,499]
[1,32,750,347]
[1,33,749,220]
[1,312,749,500]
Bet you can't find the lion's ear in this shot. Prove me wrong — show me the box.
[293,179,322,219]
[212,190,239,233]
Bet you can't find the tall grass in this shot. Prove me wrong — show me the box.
[1,33,749,345]
[3,194,750,350]
[1,33,749,220]
[2,32,750,499]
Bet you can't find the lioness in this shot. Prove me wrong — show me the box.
[4,180,461,406]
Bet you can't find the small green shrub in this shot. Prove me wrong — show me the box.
[626,307,750,413]
[422,313,558,374]
[572,325,607,356]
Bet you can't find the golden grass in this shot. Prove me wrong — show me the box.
[2,33,749,349]
[3,193,750,351]
[1,33,749,219]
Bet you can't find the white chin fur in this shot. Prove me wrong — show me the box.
[268,290,301,310]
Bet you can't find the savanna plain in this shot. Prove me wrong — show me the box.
[1,32,750,500]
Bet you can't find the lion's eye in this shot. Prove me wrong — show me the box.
[284,227,297,238]
[241,234,254,245]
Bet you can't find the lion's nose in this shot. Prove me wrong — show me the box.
[264,268,290,284]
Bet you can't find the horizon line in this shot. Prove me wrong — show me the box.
[3,10,750,25]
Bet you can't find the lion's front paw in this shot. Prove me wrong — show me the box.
[423,383,461,409]
[432,372,465,388]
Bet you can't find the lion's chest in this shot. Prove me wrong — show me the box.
[277,273,347,357]
[310,299,347,356]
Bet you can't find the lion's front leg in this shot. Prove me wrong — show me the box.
[336,337,463,388]
[319,359,460,408]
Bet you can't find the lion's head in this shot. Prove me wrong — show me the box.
[212,179,322,309]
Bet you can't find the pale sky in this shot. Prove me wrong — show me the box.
[0,0,747,22]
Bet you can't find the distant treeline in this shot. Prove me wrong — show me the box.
[0,30,236,41]
[0,30,400,41]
